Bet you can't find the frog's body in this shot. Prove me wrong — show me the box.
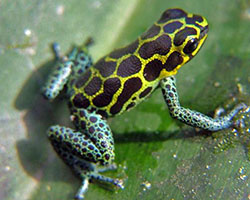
[68,9,208,118]
[42,9,246,200]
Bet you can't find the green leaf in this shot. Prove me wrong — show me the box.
[1,0,249,200]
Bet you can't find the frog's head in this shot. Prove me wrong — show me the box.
[158,8,209,74]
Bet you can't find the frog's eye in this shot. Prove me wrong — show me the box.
[183,38,198,54]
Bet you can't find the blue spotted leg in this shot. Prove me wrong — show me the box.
[161,76,247,131]
[47,109,124,200]
[41,42,93,100]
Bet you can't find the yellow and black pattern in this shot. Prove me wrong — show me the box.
[70,8,209,117]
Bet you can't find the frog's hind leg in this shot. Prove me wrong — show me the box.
[47,118,123,199]
[41,41,93,100]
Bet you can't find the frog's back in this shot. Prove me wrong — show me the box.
[70,51,159,117]
[70,8,208,118]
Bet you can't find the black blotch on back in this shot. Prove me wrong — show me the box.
[143,59,163,81]
[158,9,187,23]
[138,35,171,59]
[84,77,102,96]
[110,77,142,115]
[126,102,136,111]
[163,21,183,33]
[94,58,116,77]
[139,87,153,98]
[164,51,183,71]
[117,55,141,77]
[92,78,121,107]
[75,70,91,88]
[141,24,161,40]
[73,93,90,108]
[109,39,139,59]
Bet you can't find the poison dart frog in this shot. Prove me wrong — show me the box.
[42,8,247,199]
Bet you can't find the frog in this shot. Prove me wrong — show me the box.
[41,8,247,200]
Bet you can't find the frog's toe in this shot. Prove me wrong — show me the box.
[75,179,89,200]
[235,102,248,112]
[97,163,117,173]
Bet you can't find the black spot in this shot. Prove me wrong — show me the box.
[109,39,139,59]
[174,27,197,46]
[90,116,97,123]
[141,24,161,40]
[143,59,163,81]
[81,121,86,129]
[169,92,174,97]
[110,78,142,115]
[138,35,171,59]
[101,141,107,148]
[126,102,135,110]
[88,126,95,134]
[73,93,90,108]
[139,87,153,98]
[163,21,183,33]
[84,77,102,96]
[94,58,116,77]
[104,131,109,136]
[104,154,110,160]
[96,153,101,158]
[88,145,94,150]
[165,84,171,90]
[92,78,121,107]
[82,142,87,146]
[75,70,91,88]
[158,8,187,23]
[164,51,183,71]
[117,55,141,77]
[78,53,86,61]
[99,123,104,127]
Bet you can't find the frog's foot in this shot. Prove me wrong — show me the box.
[232,103,250,129]
[89,172,124,189]
[75,172,124,200]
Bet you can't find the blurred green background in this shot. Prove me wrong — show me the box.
[0,0,250,199]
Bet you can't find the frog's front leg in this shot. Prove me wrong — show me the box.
[41,42,92,100]
[47,109,123,199]
[161,76,246,131]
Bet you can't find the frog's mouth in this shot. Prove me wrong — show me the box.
[200,25,209,40]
